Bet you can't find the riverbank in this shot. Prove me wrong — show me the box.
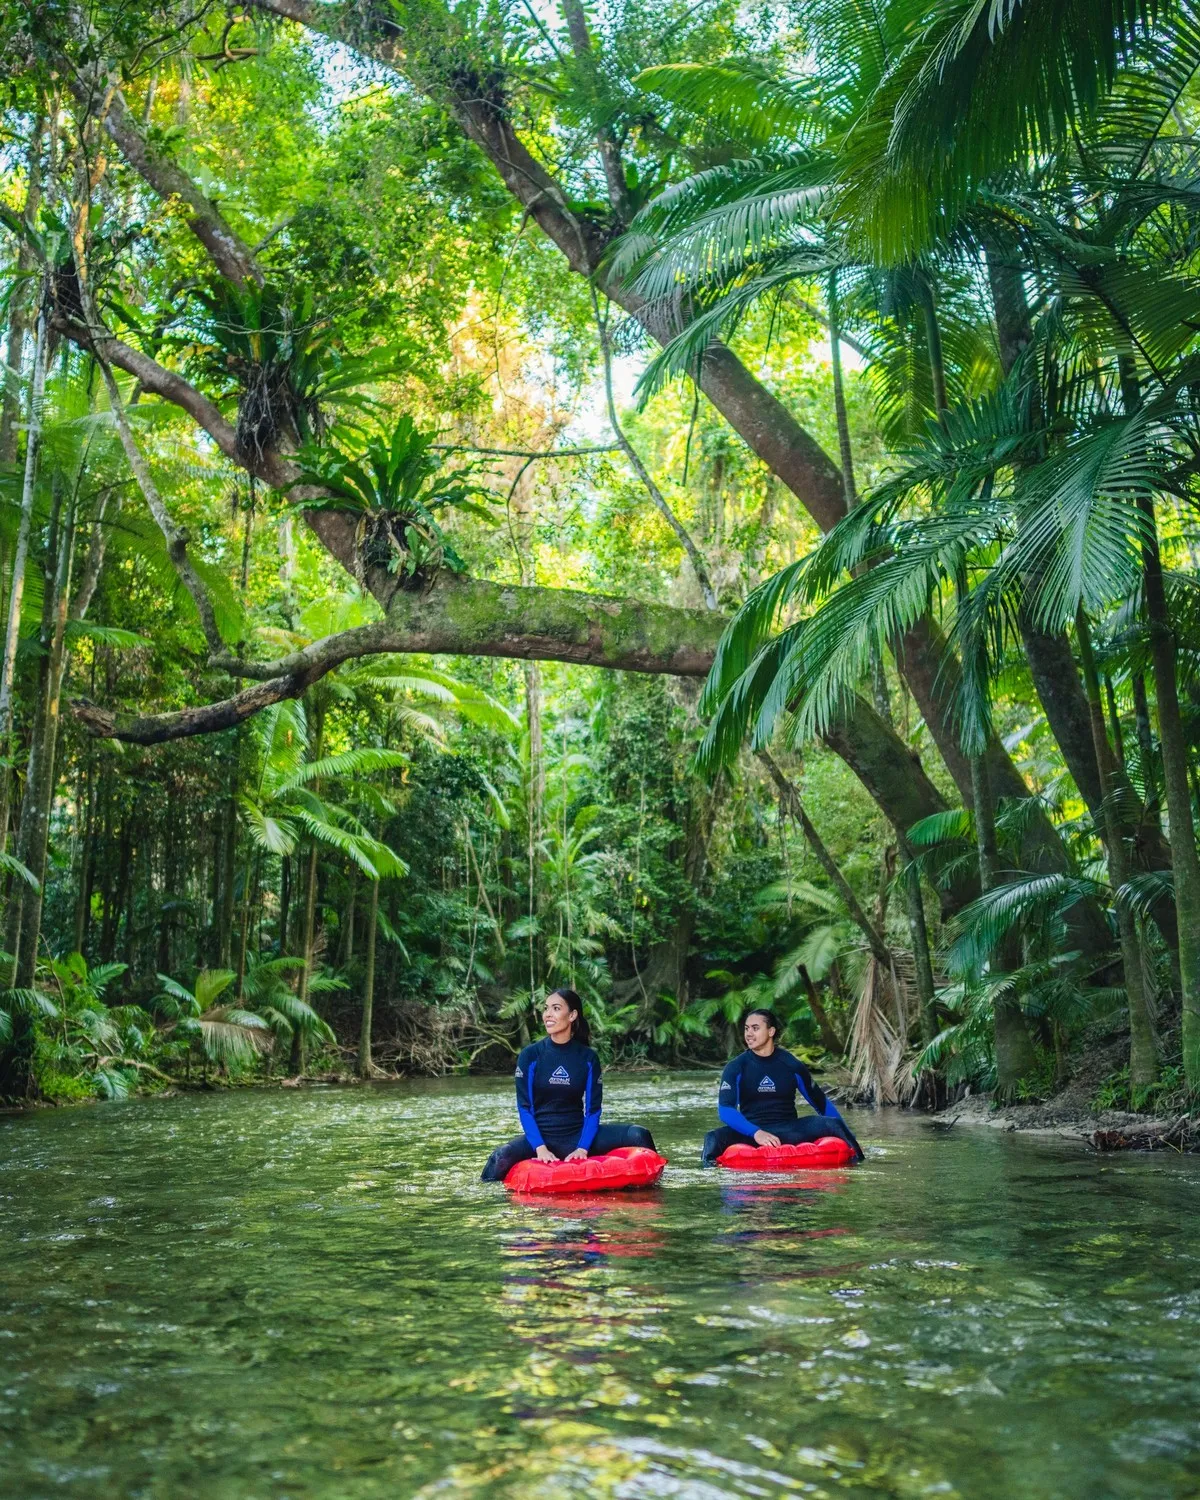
[931,1093,1197,1150]
[9,1047,1198,1150]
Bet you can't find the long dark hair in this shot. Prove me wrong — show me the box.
[550,987,590,1046]
[741,1006,782,1042]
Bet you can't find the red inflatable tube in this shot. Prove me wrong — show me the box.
[716,1137,857,1171]
[504,1145,667,1194]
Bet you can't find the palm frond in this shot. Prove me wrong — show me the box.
[194,969,237,1010]
[635,60,831,147]
[948,873,1108,978]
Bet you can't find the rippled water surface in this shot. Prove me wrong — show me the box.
[2,1075,1199,1498]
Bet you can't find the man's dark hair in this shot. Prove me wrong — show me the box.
[741,1007,782,1040]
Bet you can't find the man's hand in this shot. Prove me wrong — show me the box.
[564,1148,588,1162]
[535,1144,559,1162]
[753,1129,782,1147]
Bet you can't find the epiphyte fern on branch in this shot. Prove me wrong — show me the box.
[294,415,495,585]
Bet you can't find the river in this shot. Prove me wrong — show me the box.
[1,1074,1198,1497]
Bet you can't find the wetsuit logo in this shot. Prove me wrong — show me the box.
[720,1080,732,1091]
[514,1066,523,1077]
[757,1076,777,1092]
[548,1066,572,1085]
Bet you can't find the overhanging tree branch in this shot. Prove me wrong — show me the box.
[90,80,263,289]
[70,572,726,742]
[53,315,248,468]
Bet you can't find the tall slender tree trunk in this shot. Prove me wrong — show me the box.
[102,822,127,963]
[0,300,48,853]
[901,841,938,1049]
[1139,500,1200,1086]
[343,864,356,965]
[236,852,255,998]
[73,753,95,956]
[1130,672,1160,821]
[970,753,1038,1093]
[291,703,325,1073]
[0,479,75,1097]
[291,841,319,1075]
[827,270,856,517]
[219,761,237,967]
[358,876,379,1078]
[918,273,950,421]
[595,292,718,609]
[1077,608,1158,1088]
[279,853,291,955]
[759,750,890,963]
[799,965,844,1055]
[6,481,67,964]
[523,661,543,996]
[0,117,46,466]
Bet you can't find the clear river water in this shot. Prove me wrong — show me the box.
[1,1073,1198,1499]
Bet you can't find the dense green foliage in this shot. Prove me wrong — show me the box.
[0,0,1198,1116]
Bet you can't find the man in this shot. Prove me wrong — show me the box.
[702,1007,863,1165]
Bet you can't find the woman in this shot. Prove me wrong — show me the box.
[481,988,657,1182]
[701,1006,863,1165]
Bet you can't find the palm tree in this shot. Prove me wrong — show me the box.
[238,952,334,1072]
[621,0,1200,1092]
[154,969,274,1080]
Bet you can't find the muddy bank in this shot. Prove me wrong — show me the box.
[925,1035,1197,1150]
[930,1092,1196,1149]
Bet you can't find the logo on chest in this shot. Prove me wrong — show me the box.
[756,1076,777,1093]
[548,1065,572,1086]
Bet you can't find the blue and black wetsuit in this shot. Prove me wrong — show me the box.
[480,1035,656,1182]
[701,1046,863,1164]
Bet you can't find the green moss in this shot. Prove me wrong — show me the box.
[37,1070,97,1103]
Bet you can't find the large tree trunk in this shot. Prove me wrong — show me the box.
[820,694,974,916]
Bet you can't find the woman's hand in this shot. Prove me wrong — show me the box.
[535,1145,559,1163]
[753,1129,782,1148]
[563,1148,588,1162]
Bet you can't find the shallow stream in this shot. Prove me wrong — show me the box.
[1,1074,1198,1498]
